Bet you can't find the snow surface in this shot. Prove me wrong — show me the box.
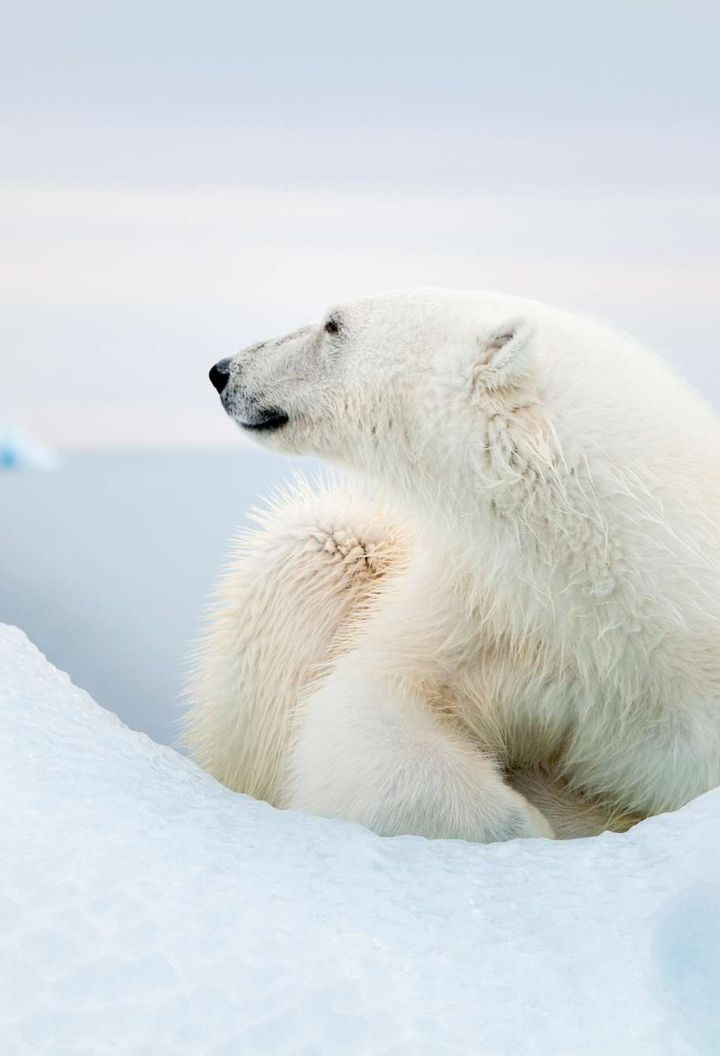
[1,625,719,1055]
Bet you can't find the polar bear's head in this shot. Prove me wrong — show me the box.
[210,289,560,501]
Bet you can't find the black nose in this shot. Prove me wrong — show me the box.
[209,358,232,395]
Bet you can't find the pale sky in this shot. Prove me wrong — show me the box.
[1,1,719,447]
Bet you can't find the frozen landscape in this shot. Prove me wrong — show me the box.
[2,6,719,1049]
[1,624,719,1055]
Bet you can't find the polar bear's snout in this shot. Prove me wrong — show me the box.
[208,358,232,395]
[208,322,327,447]
[208,351,291,435]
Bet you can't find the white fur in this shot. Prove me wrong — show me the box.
[185,288,720,842]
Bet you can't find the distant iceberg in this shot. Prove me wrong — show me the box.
[0,425,57,470]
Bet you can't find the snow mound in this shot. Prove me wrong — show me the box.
[1,626,718,1055]
[0,426,57,471]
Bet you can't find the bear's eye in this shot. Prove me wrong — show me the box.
[324,316,341,336]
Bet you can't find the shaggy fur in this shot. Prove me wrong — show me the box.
[185,289,720,841]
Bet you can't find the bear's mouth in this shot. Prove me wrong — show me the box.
[239,407,290,433]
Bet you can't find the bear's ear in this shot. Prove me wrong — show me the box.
[473,318,537,393]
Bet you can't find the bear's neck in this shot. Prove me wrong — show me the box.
[381,448,655,659]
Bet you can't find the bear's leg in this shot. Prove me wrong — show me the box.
[286,671,554,841]
[184,480,407,804]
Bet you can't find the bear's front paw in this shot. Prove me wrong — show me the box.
[287,675,556,843]
[508,800,555,841]
[452,784,555,843]
[287,744,555,843]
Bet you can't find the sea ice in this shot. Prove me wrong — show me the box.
[0,624,718,1055]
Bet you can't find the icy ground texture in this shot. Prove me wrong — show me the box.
[1,626,719,1056]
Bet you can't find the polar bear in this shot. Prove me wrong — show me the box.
[185,288,720,842]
